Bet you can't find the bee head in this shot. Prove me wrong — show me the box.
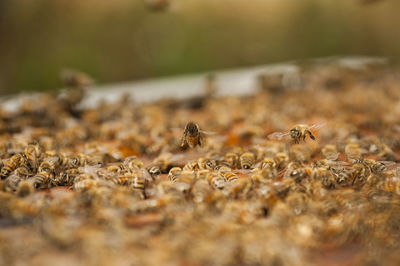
[186,122,199,134]
[290,128,300,138]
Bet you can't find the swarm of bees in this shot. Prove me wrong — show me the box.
[0,61,400,265]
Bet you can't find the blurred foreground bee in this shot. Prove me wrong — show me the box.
[268,122,326,144]
[180,122,214,149]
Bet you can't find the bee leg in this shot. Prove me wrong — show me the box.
[307,130,315,140]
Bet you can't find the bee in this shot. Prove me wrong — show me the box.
[148,153,184,178]
[106,163,126,174]
[57,168,79,186]
[38,157,59,173]
[4,174,23,192]
[131,174,147,199]
[274,152,289,170]
[168,167,182,182]
[337,163,368,186]
[285,161,309,183]
[268,122,326,144]
[16,180,34,197]
[124,156,144,172]
[24,143,41,171]
[1,153,25,179]
[182,160,200,172]
[239,152,255,169]
[259,158,276,170]
[207,172,227,190]
[69,153,88,168]
[15,165,32,179]
[311,167,336,189]
[221,152,239,169]
[362,158,394,174]
[180,122,214,149]
[220,170,239,183]
[32,170,53,189]
[197,157,216,170]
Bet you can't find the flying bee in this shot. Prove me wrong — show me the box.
[180,122,214,149]
[1,153,25,179]
[124,156,144,172]
[197,157,216,170]
[268,122,326,144]
[168,167,182,182]
[239,152,255,169]
[221,152,239,169]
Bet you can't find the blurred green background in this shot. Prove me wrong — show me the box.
[0,0,399,94]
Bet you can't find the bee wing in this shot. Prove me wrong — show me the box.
[308,121,327,130]
[267,131,290,140]
[377,161,396,166]
[140,168,153,181]
[199,130,216,136]
[325,152,340,161]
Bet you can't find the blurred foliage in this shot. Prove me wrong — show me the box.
[0,0,399,94]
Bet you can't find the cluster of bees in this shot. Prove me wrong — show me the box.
[0,62,400,265]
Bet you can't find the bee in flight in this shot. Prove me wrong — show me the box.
[268,122,326,144]
[180,122,214,149]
